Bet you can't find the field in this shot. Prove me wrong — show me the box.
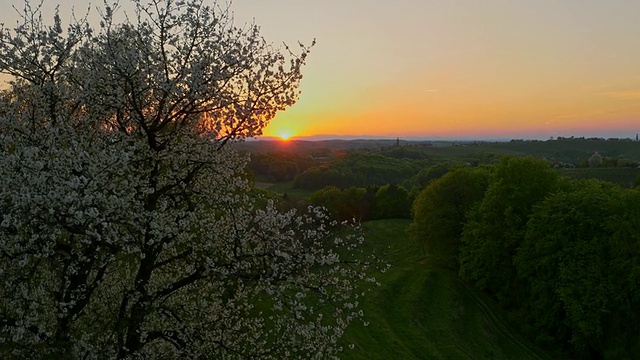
[339,219,550,360]
[260,180,314,200]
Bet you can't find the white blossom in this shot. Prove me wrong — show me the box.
[0,1,377,359]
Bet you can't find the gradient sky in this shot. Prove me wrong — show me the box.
[3,1,640,139]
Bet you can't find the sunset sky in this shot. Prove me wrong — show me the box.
[3,0,640,140]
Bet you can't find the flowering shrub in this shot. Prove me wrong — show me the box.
[0,1,375,358]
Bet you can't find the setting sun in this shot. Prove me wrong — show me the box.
[277,131,294,141]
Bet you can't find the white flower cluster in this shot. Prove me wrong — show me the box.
[0,1,374,359]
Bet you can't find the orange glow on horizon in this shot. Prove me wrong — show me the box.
[263,103,640,140]
[3,1,640,142]
[262,76,640,140]
[276,130,294,141]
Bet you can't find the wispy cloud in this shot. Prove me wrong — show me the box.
[606,90,640,100]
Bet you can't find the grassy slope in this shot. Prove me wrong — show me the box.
[339,219,550,360]
[264,180,314,201]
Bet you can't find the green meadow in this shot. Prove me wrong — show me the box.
[339,219,550,360]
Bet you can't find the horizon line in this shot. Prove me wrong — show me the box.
[252,134,639,142]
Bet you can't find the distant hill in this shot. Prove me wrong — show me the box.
[235,137,640,166]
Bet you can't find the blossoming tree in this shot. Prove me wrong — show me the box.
[0,1,375,358]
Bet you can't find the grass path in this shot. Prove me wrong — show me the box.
[339,219,550,360]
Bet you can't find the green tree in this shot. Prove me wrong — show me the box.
[373,184,411,219]
[342,186,375,221]
[309,186,374,221]
[401,162,454,190]
[408,166,491,270]
[249,152,316,182]
[605,188,640,358]
[459,156,561,305]
[514,180,624,358]
[309,185,343,217]
[589,152,604,167]
[293,164,359,190]
[295,153,424,190]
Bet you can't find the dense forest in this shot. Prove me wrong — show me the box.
[411,157,640,358]
[245,138,640,359]
[242,137,640,190]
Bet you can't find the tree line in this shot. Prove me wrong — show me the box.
[409,157,640,358]
[309,184,412,222]
[293,153,429,190]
